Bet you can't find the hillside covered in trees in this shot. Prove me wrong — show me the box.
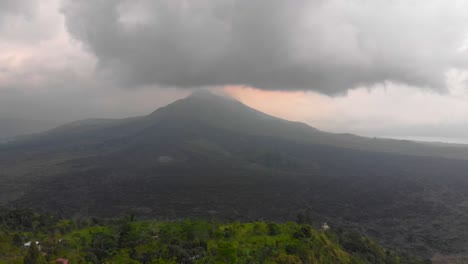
[0,209,428,264]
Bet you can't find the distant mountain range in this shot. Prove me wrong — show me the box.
[2,91,468,258]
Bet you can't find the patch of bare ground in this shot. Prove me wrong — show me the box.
[432,254,468,264]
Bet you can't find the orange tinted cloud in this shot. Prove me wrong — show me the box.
[224,85,335,125]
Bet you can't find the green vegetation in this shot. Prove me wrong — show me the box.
[0,209,428,264]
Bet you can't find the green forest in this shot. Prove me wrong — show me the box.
[0,209,428,264]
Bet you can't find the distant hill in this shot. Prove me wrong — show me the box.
[2,91,468,258]
[0,118,59,141]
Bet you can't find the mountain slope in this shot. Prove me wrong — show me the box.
[6,91,468,160]
[2,92,468,258]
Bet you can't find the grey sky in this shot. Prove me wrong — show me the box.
[1,0,468,142]
[0,0,36,17]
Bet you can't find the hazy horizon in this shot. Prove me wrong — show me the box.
[3,90,468,147]
[2,0,468,142]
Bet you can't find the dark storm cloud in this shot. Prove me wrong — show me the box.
[61,0,468,94]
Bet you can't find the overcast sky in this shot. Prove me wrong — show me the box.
[1,0,468,142]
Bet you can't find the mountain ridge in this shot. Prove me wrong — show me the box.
[5,91,468,161]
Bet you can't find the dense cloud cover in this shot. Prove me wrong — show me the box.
[61,0,468,94]
[0,0,36,18]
